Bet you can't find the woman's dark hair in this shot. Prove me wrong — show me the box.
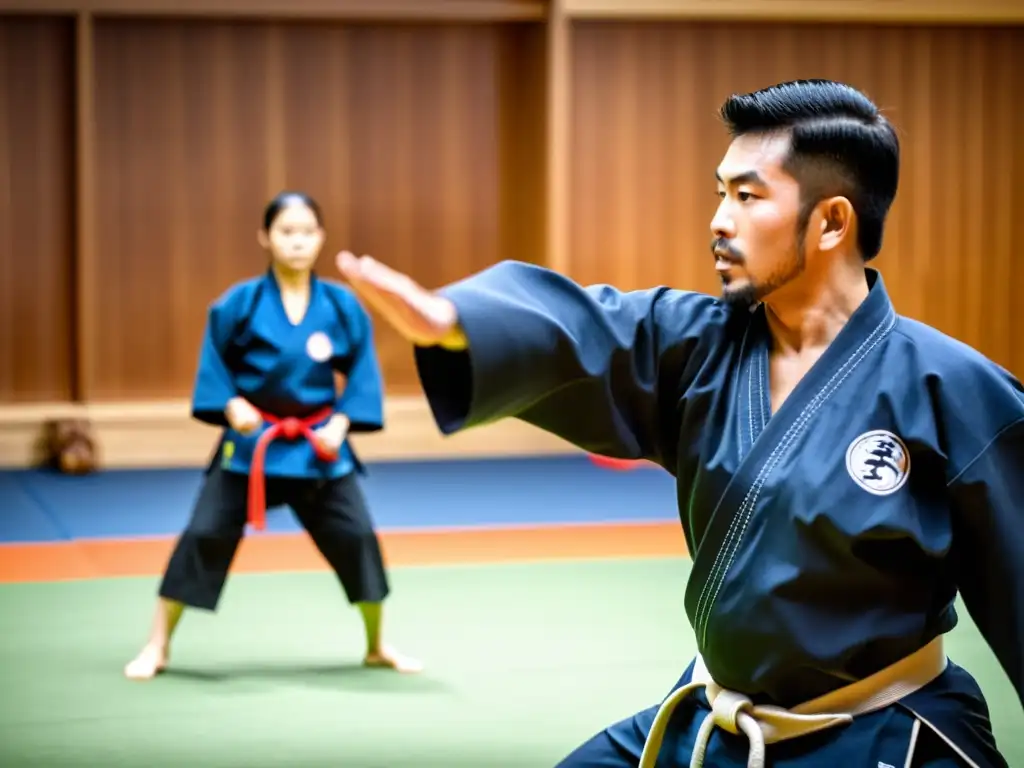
[262,191,324,231]
[719,79,900,261]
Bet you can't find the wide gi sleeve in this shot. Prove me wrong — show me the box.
[190,298,241,428]
[334,295,385,434]
[948,411,1024,708]
[413,260,721,467]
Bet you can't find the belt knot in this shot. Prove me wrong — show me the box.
[710,689,754,734]
[278,418,303,440]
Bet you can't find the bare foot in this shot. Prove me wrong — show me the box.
[124,644,168,681]
[363,646,423,674]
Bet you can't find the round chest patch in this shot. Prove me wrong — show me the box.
[845,429,910,496]
[306,331,333,363]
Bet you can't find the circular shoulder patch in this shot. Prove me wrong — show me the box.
[306,331,333,363]
[845,430,910,496]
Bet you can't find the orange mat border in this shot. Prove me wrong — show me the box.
[0,521,688,584]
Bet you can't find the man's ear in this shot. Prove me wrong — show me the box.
[816,196,855,253]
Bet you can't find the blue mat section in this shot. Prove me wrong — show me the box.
[0,474,69,542]
[0,456,677,543]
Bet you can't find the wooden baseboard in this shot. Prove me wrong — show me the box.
[0,397,582,469]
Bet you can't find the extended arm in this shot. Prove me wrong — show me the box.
[413,261,720,466]
[949,414,1024,709]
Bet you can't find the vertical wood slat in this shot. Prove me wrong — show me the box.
[263,24,286,196]
[75,11,96,401]
[545,0,571,274]
[0,16,76,404]
[495,23,547,267]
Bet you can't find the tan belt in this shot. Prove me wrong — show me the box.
[638,636,948,768]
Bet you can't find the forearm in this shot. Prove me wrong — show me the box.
[414,261,680,458]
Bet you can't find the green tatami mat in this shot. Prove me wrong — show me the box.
[0,558,1021,767]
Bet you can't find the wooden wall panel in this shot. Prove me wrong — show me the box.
[89,19,546,400]
[0,16,76,404]
[569,21,1024,378]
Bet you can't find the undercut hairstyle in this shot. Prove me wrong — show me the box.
[719,79,900,262]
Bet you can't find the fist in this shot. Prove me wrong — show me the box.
[313,414,348,456]
[225,397,262,435]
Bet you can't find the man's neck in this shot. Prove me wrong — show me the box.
[764,260,869,356]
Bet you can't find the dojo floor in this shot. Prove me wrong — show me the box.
[0,456,1021,766]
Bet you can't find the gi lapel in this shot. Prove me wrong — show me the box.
[684,270,898,649]
[261,270,322,394]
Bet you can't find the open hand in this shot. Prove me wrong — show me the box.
[335,251,466,350]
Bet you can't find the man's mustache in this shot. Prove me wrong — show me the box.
[711,238,744,263]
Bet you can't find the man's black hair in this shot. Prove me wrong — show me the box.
[720,79,900,261]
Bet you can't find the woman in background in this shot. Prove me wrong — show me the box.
[124,191,421,680]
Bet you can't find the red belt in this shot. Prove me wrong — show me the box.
[247,406,338,531]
